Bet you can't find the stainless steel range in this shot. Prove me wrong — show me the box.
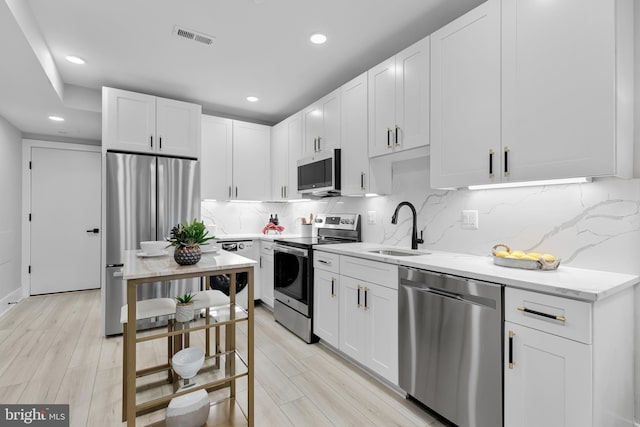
[273,213,361,343]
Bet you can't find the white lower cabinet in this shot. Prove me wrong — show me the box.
[259,242,274,309]
[339,258,398,385]
[504,321,591,427]
[313,269,340,348]
[504,287,634,427]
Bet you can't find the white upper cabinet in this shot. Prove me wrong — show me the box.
[368,36,430,157]
[155,97,201,158]
[301,89,341,157]
[102,87,201,158]
[271,112,302,201]
[201,115,232,200]
[232,120,271,200]
[430,0,501,189]
[501,0,632,182]
[201,116,270,201]
[430,0,633,189]
[340,72,370,196]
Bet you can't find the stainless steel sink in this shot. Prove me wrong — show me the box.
[367,249,429,257]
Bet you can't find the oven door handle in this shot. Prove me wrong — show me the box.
[274,245,308,258]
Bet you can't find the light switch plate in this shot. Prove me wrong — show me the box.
[462,210,478,229]
[367,211,376,225]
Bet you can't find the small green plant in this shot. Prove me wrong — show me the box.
[166,218,216,248]
[176,292,194,304]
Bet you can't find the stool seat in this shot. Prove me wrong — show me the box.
[120,298,177,323]
[192,290,230,310]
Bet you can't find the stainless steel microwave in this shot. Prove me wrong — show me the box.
[297,148,341,197]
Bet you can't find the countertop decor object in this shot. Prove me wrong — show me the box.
[166,219,216,265]
[172,347,205,379]
[491,244,560,271]
[175,293,195,323]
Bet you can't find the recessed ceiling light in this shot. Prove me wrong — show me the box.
[48,116,64,122]
[65,56,85,65]
[310,33,327,44]
[246,96,259,102]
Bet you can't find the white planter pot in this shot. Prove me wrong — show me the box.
[176,303,194,323]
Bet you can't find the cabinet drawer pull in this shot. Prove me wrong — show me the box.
[331,277,335,297]
[504,147,510,177]
[228,186,232,198]
[489,149,494,178]
[317,137,321,151]
[364,287,369,310]
[357,285,362,308]
[318,259,331,265]
[508,330,515,369]
[150,135,153,148]
[360,172,365,190]
[517,306,565,322]
[284,186,287,198]
[394,125,400,146]
[159,136,162,150]
[235,187,238,198]
[387,128,392,148]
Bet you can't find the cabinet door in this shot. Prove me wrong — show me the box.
[313,269,340,348]
[395,36,430,152]
[201,115,232,200]
[502,0,617,182]
[302,102,323,158]
[103,87,156,153]
[286,112,302,199]
[318,88,341,153]
[339,276,366,364]
[156,97,201,158]
[368,56,397,157]
[340,72,369,195]
[260,244,274,308]
[430,0,501,189]
[365,283,398,384]
[504,322,592,427]
[270,121,288,201]
[232,121,270,200]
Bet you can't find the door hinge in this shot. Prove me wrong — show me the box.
[28,265,31,274]
[28,213,31,222]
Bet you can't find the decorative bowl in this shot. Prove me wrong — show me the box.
[172,347,205,379]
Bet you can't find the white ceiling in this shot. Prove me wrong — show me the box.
[0,0,484,143]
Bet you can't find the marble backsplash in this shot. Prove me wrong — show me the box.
[202,156,640,276]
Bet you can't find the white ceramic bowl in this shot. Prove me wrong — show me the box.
[140,241,167,254]
[172,347,205,379]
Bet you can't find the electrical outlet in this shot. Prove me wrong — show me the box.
[462,210,479,229]
[367,211,376,225]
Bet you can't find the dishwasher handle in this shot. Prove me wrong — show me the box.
[416,286,463,301]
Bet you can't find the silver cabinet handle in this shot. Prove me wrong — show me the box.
[228,186,232,198]
[317,137,321,151]
[235,186,238,198]
[318,259,331,265]
[387,128,392,148]
[284,186,287,198]
[360,172,365,190]
[331,277,336,297]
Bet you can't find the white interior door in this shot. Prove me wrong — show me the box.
[30,147,101,295]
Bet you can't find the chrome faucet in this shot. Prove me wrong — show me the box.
[391,201,424,250]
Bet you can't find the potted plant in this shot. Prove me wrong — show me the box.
[175,292,195,323]
[166,219,216,266]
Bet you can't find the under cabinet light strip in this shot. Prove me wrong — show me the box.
[468,177,591,190]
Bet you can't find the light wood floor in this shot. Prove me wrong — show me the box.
[0,290,446,427]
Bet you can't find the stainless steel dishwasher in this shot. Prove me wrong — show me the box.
[399,267,503,427]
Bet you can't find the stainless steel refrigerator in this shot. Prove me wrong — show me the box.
[104,152,200,335]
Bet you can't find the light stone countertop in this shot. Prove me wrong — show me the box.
[122,249,256,280]
[314,243,639,302]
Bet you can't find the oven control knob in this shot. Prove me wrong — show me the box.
[239,243,245,250]
[340,219,346,224]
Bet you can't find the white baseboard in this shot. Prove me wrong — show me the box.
[0,287,24,318]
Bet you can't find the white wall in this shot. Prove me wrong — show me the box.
[0,114,23,312]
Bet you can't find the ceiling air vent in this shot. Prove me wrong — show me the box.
[173,25,215,46]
